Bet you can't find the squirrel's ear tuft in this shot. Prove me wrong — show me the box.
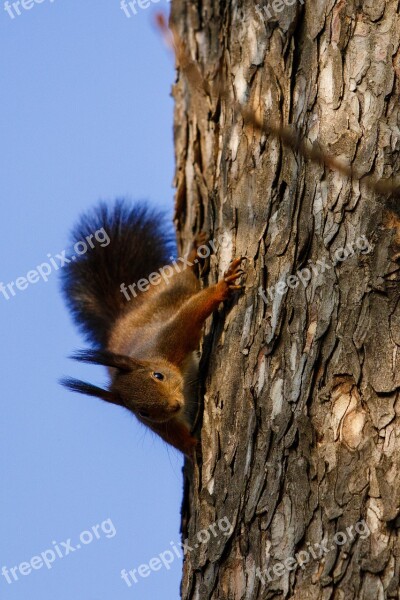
[60,377,123,406]
[69,349,137,372]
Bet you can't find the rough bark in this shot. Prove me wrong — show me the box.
[171,1,400,598]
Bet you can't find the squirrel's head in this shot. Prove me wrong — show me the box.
[61,350,185,424]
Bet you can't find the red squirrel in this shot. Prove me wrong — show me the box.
[61,201,244,457]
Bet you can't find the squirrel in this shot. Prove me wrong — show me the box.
[60,200,244,457]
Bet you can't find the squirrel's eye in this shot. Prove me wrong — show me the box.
[139,410,150,418]
[152,372,165,381]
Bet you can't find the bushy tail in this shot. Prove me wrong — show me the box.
[61,199,175,347]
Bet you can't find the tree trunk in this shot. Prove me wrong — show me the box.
[171,1,400,598]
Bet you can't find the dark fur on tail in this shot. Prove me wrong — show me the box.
[61,200,175,347]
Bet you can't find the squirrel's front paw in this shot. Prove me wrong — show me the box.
[223,257,245,293]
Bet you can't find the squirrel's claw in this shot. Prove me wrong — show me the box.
[227,257,243,269]
[224,257,245,280]
[223,257,245,292]
[224,270,244,282]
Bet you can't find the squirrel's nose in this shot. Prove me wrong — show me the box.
[170,402,181,413]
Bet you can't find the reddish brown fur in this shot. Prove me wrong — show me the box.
[108,250,244,458]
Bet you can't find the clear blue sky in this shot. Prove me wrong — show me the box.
[0,1,186,599]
